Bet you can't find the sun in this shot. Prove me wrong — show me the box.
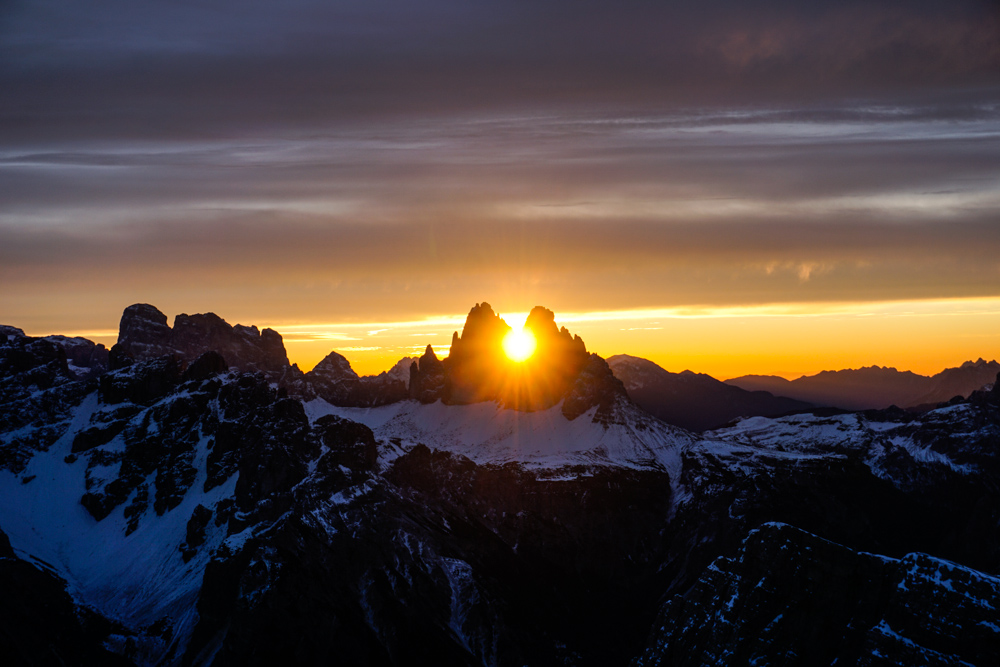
[502,328,536,362]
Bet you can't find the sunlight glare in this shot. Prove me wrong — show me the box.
[503,328,536,362]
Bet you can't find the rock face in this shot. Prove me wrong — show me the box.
[562,353,630,421]
[410,302,602,416]
[408,344,446,403]
[111,304,289,374]
[114,304,174,362]
[108,303,408,408]
[294,350,408,407]
[609,354,813,431]
[634,523,1000,667]
[443,302,517,404]
[0,327,95,473]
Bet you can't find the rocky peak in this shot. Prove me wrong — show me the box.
[445,303,512,404]
[310,351,360,381]
[110,303,290,375]
[115,303,174,363]
[289,351,407,408]
[562,353,629,421]
[410,345,446,403]
[385,356,418,387]
[428,302,602,414]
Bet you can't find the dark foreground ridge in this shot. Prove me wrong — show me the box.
[636,522,1000,666]
[0,303,999,666]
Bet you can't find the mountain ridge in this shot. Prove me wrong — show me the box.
[607,354,814,431]
[727,359,1000,410]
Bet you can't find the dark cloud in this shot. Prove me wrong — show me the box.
[2,1,998,142]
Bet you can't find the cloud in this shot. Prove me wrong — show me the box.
[2,0,998,337]
[1,1,998,143]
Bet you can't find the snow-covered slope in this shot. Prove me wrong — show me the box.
[306,397,692,478]
[0,395,237,663]
[705,403,989,484]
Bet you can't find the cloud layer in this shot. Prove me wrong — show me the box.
[1,0,999,371]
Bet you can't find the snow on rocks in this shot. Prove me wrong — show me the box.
[304,397,691,479]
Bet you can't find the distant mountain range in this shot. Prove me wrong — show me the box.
[726,359,1000,411]
[607,355,813,432]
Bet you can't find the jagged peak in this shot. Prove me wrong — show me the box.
[113,303,289,373]
[310,351,359,380]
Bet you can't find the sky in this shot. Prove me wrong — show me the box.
[2,0,999,378]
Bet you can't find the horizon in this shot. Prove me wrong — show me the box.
[3,1,999,384]
[15,297,1000,382]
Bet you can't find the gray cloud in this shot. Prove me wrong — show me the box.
[2,1,998,143]
[2,0,999,336]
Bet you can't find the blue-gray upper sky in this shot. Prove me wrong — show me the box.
[2,0,1000,343]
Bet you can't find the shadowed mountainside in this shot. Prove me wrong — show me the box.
[608,354,813,431]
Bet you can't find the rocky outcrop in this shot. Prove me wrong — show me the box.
[101,301,624,417]
[444,302,513,404]
[0,327,93,473]
[290,350,408,407]
[110,304,289,375]
[562,353,629,421]
[409,344,446,403]
[109,304,412,408]
[41,335,109,378]
[634,523,1000,667]
[431,302,601,414]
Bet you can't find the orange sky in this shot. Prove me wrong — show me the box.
[46,297,1000,381]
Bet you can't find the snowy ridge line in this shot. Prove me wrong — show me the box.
[304,397,690,479]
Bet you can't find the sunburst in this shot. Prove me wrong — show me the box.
[502,328,536,362]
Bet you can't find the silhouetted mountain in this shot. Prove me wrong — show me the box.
[409,302,622,419]
[608,355,813,431]
[727,360,1000,410]
[913,358,1000,408]
[108,303,410,408]
[111,303,288,375]
[291,350,408,407]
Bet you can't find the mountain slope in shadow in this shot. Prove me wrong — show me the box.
[608,355,813,432]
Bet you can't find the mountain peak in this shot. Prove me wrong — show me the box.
[111,303,289,374]
[445,303,594,412]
